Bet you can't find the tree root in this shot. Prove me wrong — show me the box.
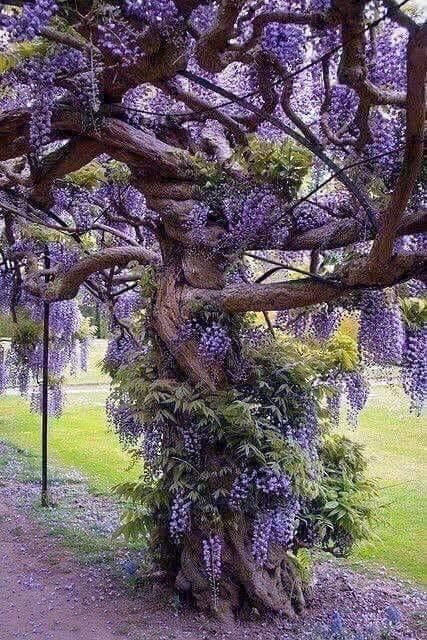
[175,525,306,620]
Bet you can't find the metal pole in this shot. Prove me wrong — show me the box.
[41,249,50,507]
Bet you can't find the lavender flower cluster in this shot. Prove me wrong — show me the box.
[169,490,192,543]
[344,372,369,428]
[98,21,142,65]
[359,291,405,365]
[123,0,178,30]
[104,334,135,372]
[180,422,203,459]
[106,395,144,446]
[30,384,65,419]
[5,0,58,41]
[402,327,426,414]
[198,323,231,365]
[142,419,164,469]
[252,498,300,565]
[202,535,222,580]
[223,185,289,251]
[262,23,306,70]
[0,345,7,394]
[27,60,55,153]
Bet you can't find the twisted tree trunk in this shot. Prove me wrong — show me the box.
[176,522,305,620]
[149,228,305,619]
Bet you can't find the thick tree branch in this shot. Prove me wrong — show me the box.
[25,246,161,302]
[193,252,426,313]
[195,0,246,73]
[336,0,407,106]
[368,23,426,268]
[282,210,427,252]
[0,107,196,180]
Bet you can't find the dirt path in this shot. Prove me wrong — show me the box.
[0,453,425,640]
[0,497,143,640]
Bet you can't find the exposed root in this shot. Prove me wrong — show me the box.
[175,524,305,620]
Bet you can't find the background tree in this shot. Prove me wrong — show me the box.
[0,0,425,620]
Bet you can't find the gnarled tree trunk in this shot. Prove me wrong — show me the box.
[148,227,305,619]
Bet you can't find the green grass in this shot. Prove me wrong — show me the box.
[0,392,140,493]
[338,385,427,585]
[0,360,425,583]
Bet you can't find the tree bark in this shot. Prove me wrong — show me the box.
[176,521,305,621]
[148,231,306,619]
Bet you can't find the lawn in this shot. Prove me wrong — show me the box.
[0,343,425,584]
[0,391,140,493]
[340,385,426,585]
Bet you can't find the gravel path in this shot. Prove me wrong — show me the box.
[0,442,425,640]
[0,497,140,640]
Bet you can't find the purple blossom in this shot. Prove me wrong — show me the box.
[229,469,255,508]
[255,468,291,497]
[79,338,90,372]
[98,20,142,65]
[6,0,58,41]
[202,535,222,580]
[345,372,369,427]
[123,0,178,30]
[169,491,191,543]
[198,323,231,364]
[402,327,426,414]
[252,511,273,566]
[0,345,7,393]
[359,291,405,365]
[106,395,143,445]
[142,420,164,468]
[223,185,289,251]
[30,384,65,418]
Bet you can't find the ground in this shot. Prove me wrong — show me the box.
[0,341,426,638]
[0,441,425,640]
[0,369,425,581]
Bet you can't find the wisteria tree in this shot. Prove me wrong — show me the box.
[0,0,425,620]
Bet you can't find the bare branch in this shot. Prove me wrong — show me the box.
[193,253,426,313]
[25,246,161,302]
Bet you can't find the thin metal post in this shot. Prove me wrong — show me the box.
[41,249,50,507]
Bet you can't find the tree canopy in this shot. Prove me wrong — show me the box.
[0,0,425,620]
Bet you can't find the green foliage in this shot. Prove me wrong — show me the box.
[112,327,333,542]
[105,160,132,184]
[308,434,378,556]
[12,316,42,347]
[0,313,15,338]
[113,479,166,543]
[236,136,311,198]
[400,297,427,330]
[64,159,132,188]
[110,314,373,562]
[139,266,158,299]
[289,548,313,586]
[0,40,50,75]
[64,161,106,188]
[323,334,359,373]
[190,153,224,188]
[21,223,67,245]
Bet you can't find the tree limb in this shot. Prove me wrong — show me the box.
[25,246,161,302]
[368,23,426,269]
[192,253,426,312]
